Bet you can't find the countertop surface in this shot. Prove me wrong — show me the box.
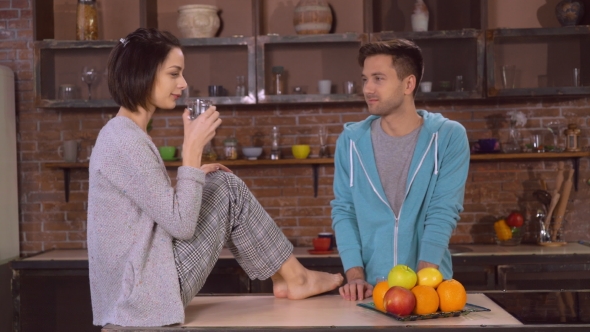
[103,294,521,329]
[20,243,590,261]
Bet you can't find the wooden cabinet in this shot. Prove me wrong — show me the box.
[372,29,485,100]
[486,26,590,97]
[32,1,590,108]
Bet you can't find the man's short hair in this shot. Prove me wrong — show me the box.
[107,28,182,112]
[358,39,424,96]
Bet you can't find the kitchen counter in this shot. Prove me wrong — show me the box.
[13,242,590,262]
[11,246,590,332]
[102,293,523,331]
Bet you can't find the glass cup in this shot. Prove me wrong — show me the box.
[59,84,75,100]
[532,134,545,153]
[188,99,212,120]
[376,276,387,284]
[502,65,516,89]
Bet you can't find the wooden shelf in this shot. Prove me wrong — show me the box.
[45,158,336,202]
[46,152,590,202]
[469,151,590,160]
[45,157,335,169]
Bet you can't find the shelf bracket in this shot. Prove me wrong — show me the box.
[573,157,580,192]
[313,164,319,198]
[63,169,71,202]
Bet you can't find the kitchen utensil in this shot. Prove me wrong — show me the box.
[532,189,551,210]
[536,209,550,243]
[545,161,566,230]
[551,168,574,241]
[543,192,560,232]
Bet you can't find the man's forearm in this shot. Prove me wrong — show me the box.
[345,266,366,282]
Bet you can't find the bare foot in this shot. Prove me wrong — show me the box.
[284,269,343,300]
[275,255,343,300]
[271,273,288,298]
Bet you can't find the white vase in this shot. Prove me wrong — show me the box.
[411,0,429,32]
[177,5,220,38]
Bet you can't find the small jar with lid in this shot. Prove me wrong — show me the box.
[271,66,285,95]
[77,0,98,40]
[223,137,238,160]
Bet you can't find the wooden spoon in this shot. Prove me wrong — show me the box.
[551,168,574,241]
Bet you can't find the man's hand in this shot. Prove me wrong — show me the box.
[339,267,373,301]
[339,278,373,301]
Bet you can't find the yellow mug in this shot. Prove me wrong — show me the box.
[292,144,310,159]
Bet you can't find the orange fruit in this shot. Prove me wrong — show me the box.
[437,279,467,312]
[417,267,443,288]
[372,281,390,312]
[411,285,439,315]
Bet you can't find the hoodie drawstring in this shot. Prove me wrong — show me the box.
[434,132,439,175]
[349,140,354,187]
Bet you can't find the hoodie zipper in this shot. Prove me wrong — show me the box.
[350,132,438,267]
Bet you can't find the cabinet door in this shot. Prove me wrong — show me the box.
[497,263,590,290]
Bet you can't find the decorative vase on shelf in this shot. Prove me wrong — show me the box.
[293,0,333,35]
[555,0,585,26]
[177,5,220,38]
[411,0,429,32]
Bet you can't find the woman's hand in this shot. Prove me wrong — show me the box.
[200,163,232,174]
[182,106,222,168]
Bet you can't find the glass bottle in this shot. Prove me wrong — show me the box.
[270,126,280,160]
[202,141,217,161]
[235,75,246,96]
[223,137,238,160]
[77,0,98,41]
[271,66,285,95]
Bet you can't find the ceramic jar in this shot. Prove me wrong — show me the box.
[555,0,585,26]
[293,0,333,35]
[411,0,429,32]
[177,5,220,38]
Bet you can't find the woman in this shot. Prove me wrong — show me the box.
[87,28,342,327]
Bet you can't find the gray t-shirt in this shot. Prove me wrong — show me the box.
[371,118,421,217]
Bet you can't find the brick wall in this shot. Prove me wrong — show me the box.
[3,0,590,256]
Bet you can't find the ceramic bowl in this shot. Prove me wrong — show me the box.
[242,147,263,160]
[158,146,176,160]
[292,144,310,159]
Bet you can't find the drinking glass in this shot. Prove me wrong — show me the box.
[318,125,328,157]
[81,66,97,100]
[502,65,516,89]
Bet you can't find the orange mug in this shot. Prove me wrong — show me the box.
[312,238,331,251]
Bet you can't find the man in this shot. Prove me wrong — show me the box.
[331,39,470,301]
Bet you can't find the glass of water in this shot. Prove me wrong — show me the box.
[187,99,212,120]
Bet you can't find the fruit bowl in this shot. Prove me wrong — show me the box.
[495,229,523,246]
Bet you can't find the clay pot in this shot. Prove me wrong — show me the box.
[293,0,333,35]
[555,0,585,26]
[177,5,220,38]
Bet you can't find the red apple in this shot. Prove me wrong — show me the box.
[506,211,524,228]
[383,286,416,316]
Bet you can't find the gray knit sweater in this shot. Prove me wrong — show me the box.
[87,116,206,326]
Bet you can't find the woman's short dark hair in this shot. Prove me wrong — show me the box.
[107,28,182,112]
[358,39,424,96]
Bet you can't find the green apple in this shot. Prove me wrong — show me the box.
[387,264,417,290]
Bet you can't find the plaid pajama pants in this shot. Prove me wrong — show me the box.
[173,171,293,306]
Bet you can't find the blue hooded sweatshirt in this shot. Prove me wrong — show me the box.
[331,110,470,285]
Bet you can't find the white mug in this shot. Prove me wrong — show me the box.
[318,80,332,94]
[420,81,432,93]
[58,140,79,162]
